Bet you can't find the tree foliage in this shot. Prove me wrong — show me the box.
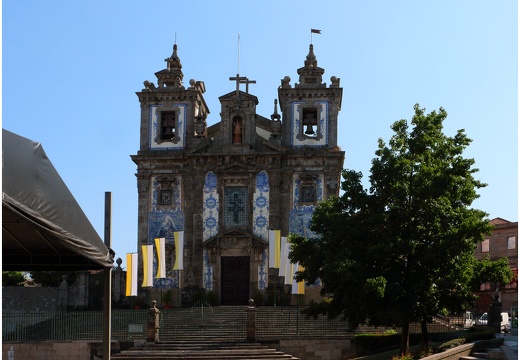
[471,256,514,291]
[289,104,495,355]
[28,271,77,287]
[2,271,26,286]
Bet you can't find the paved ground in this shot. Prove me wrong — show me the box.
[496,332,517,360]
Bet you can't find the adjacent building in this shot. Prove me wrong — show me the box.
[473,217,518,314]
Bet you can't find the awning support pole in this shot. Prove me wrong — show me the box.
[103,192,112,360]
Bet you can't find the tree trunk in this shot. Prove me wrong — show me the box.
[400,321,410,355]
[421,319,429,348]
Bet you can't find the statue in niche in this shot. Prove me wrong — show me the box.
[194,114,206,138]
[233,117,242,144]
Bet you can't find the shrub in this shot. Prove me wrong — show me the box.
[353,333,401,356]
[391,353,414,360]
[437,338,465,352]
[464,326,495,342]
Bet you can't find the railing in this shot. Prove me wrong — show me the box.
[2,307,469,343]
[256,306,353,340]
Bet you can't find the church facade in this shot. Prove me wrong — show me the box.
[131,42,344,305]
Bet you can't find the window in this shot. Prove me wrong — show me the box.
[161,111,176,140]
[507,236,516,250]
[224,187,248,227]
[480,282,491,291]
[299,174,318,206]
[301,186,316,204]
[159,190,173,206]
[481,239,490,252]
[156,176,177,208]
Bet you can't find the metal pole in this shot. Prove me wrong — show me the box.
[296,296,299,336]
[103,192,112,360]
[274,270,277,307]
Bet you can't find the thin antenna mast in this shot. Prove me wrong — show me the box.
[237,33,241,75]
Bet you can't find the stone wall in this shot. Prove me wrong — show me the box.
[2,286,58,313]
[267,339,355,360]
[2,265,126,313]
[2,342,92,360]
[2,340,354,360]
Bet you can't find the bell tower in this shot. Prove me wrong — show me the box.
[132,43,211,292]
[136,43,210,151]
[278,44,342,148]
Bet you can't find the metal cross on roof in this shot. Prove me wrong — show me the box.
[229,74,256,96]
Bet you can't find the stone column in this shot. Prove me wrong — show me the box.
[112,258,123,308]
[147,300,160,342]
[246,299,256,342]
[58,275,69,311]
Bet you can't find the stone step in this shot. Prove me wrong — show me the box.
[109,342,299,360]
[461,348,506,360]
[472,352,491,358]
[112,352,296,359]
[486,350,505,359]
[144,342,268,350]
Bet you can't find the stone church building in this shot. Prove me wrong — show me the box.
[131,42,344,305]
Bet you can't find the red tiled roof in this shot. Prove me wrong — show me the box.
[490,217,510,225]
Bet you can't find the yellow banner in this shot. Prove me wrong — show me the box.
[173,231,184,270]
[155,238,166,278]
[126,253,137,296]
[142,245,153,287]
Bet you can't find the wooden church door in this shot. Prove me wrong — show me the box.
[220,256,250,305]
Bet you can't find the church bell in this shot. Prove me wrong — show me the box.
[304,125,316,135]
[162,127,174,139]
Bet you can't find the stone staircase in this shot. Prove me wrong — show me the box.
[107,342,300,359]
[460,347,506,360]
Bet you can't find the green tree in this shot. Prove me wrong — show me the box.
[471,255,514,291]
[290,104,493,355]
[2,271,26,286]
[29,271,77,287]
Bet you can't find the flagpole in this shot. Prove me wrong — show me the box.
[274,270,277,307]
[310,29,321,44]
[296,295,299,335]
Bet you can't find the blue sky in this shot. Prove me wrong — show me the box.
[3,1,517,267]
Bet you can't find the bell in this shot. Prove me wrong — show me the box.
[162,127,174,139]
[304,125,316,135]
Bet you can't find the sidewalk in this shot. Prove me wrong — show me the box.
[496,332,517,360]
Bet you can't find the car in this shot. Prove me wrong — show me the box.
[476,312,488,325]
[501,313,510,332]
[463,311,475,328]
[476,312,510,332]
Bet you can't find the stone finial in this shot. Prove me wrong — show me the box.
[143,80,156,91]
[271,99,281,122]
[304,44,317,68]
[280,76,291,88]
[165,43,182,71]
[116,257,123,269]
[330,76,340,88]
